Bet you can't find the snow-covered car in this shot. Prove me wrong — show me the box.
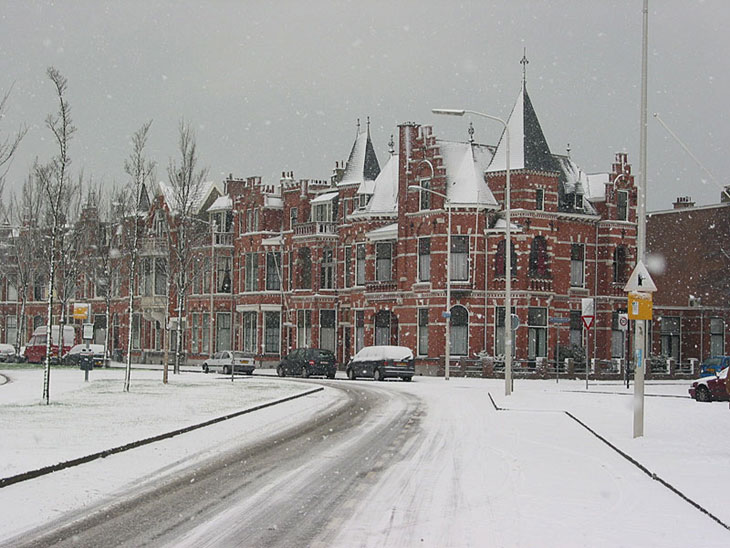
[202,351,255,375]
[277,348,337,378]
[688,367,729,402]
[0,343,18,363]
[346,345,415,381]
[63,344,107,367]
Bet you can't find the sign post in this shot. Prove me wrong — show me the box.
[624,260,657,438]
[581,299,594,389]
[618,313,629,388]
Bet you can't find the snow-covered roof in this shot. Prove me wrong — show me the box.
[264,195,283,208]
[156,180,222,215]
[339,124,381,186]
[438,141,498,207]
[366,222,398,242]
[364,155,399,215]
[310,191,339,204]
[207,195,232,212]
[356,180,376,195]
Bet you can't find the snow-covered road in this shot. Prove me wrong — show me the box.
[1,368,728,547]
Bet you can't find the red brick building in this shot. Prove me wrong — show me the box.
[4,82,678,378]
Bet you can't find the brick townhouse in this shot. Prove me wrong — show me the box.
[5,79,723,377]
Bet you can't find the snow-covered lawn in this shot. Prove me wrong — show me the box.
[1,366,728,546]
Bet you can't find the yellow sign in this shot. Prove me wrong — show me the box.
[628,292,652,320]
[73,303,90,321]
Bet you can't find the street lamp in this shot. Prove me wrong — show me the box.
[407,181,453,380]
[432,108,513,395]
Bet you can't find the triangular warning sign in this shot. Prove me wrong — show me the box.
[623,260,657,293]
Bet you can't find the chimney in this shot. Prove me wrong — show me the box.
[673,196,694,209]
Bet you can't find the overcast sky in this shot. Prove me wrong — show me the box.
[1,0,728,211]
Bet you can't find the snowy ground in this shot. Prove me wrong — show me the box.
[1,365,728,546]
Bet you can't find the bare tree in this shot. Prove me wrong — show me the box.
[122,121,155,392]
[36,67,76,404]
[167,121,209,374]
[0,84,28,193]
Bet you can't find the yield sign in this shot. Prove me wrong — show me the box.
[582,316,595,330]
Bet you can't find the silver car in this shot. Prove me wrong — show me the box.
[202,351,255,375]
[0,343,17,363]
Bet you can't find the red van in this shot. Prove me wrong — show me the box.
[23,325,76,364]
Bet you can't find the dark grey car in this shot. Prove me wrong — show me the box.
[277,348,337,378]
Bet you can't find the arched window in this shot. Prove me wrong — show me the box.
[528,236,550,278]
[495,240,517,278]
[613,245,627,283]
[450,305,468,356]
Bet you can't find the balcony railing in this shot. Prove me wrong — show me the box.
[294,222,337,237]
[213,231,233,247]
[365,279,398,293]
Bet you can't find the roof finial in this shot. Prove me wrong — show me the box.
[356,118,361,134]
[367,116,371,137]
[388,134,395,155]
[520,47,529,86]
[566,143,571,158]
[468,122,475,143]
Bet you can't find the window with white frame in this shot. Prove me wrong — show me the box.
[320,247,335,289]
[418,237,431,282]
[660,316,680,360]
[297,309,312,348]
[570,243,585,287]
[536,188,545,211]
[320,310,336,352]
[201,312,210,354]
[240,311,255,353]
[418,308,429,356]
[132,313,141,349]
[264,311,280,354]
[297,248,311,289]
[528,307,548,362]
[344,246,352,288]
[355,310,365,352]
[356,244,366,285]
[191,313,199,354]
[5,315,17,345]
[290,207,298,229]
[313,202,331,223]
[375,310,396,346]
[266,251,281,291]
[450,305,468,356]
[419,178,431,210]
[244,253,258,292]
[450,236,469,281]
[710,317,724,356]
[376,242,393,282]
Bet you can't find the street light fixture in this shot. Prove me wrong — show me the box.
[407,182,453,380]
[432,108,513,395]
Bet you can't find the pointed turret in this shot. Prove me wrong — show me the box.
[339,117,381,186]
[487,83,560,175]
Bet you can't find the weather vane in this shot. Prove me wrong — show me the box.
[520,47,529,84]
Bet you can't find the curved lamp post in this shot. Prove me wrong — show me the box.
[432,108,513,395]
[408,179,453,380]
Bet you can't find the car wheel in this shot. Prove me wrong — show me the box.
[347,368,356,380]
[301,366,310,378]
[246,370,254,375]
[373,368,383,381]
[402,376,412,382]
[327,372,335,379]
[203,364,209,374]
[223,365,230,375]
[277,365,285,377]
[696,385,712,402]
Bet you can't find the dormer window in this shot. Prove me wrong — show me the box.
[575,192,583,210]
[313,203,332,223]
[617,190,628,221]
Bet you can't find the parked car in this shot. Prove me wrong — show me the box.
[689,367,729,402]
[24,325,76,364]
[277,348,337,378]
[0,343,18,363]
[698,356,730,376]
[63,344,107,368]
[202,351,255,375]
[346,345,415,381]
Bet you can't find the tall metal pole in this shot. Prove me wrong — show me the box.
[445,200,452,380]
[634,0,649,438]
[431,108,512,393]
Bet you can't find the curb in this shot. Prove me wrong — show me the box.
[0,386,324,489]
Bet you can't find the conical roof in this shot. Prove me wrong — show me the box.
[487,83,560,174]
[339,121,381,186]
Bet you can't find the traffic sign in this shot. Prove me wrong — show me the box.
[581,298,595,330]
[624,261,657,293]
[618,313,629,331]
[628,291,653,320]
[582,316,594,330]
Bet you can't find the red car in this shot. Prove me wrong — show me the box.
[689,367,729,402]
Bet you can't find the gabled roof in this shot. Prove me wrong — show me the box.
[365,154,399,215]
[339,122,381,186]
[487,83,561,174]
[156,180,223,216]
